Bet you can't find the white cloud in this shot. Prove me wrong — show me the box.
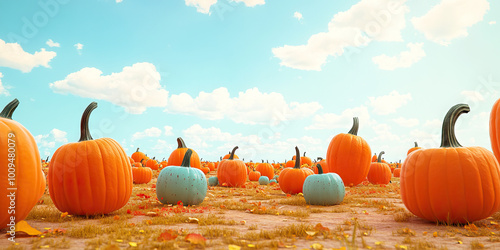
[151,139,174,156]
[411,0,489,45]
[294,11,303,21]
[166,87,322,125]
[372,42,425,70]
[34,128,68,149]
[305,106,370,130]
[272,0,409,71]
[490,21,496,25]
[0,72,9,96]
[132,127,163,141]
[116,0,123,2]
[424,119,441,129]
[164,125,173,136]
[368,91,411,115]
[461,90,484,103]
[185,0,217,14]
[50,62,168,114]
[74,43,83,54]
[0,39,56,73]
[231,0,264,7]
[392,117,419,127]
[372,123,400,141]
[46,39,60,48]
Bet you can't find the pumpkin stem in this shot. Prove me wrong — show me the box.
[181,149,193,168]
[303,152,306,157]
[177,137,187,148]
[377,151,385,163]
[136,148,140,152]
[294,146,301,169]
[229,146,238,160]
[347,117,359,135]
[0,99,19,119]
[414,141,418,147]
[79,102,97,142]
[46,156,49,162]
[316,164,324,174]
[440,104,470,148]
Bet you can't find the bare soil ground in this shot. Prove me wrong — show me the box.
[2,176,500,249]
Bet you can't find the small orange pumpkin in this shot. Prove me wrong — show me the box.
[167,137,201,169]
[278,147,314,195]
[367,151,392,185]
[132,166,153,184]
[217,146,247,187]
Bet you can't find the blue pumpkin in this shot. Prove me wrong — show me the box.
[302,164,345,206]
[156,149,207,206]
[258,176,269,185]
[269,179,277,184]
[208,176,219,186]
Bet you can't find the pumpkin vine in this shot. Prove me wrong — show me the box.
[79,102,98,142]
[181,149,193,168]
[0,98,19,119]
[440,104,470,148]
[347,117,359,136]
[377,151,385,163]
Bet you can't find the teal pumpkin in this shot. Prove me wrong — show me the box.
[270,179,277,184]
[156,149,207,206]
[302,164,345,206]
[258,176,269,185]
[208,176,219,186]
[273,175,279,182]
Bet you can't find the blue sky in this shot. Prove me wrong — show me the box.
[0,0,499,162]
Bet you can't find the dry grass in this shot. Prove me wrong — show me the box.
[393,210,414,222]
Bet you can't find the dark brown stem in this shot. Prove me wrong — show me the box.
[348,117,359,135]
[294,146,301,169]
[414,141,418,147]
[377,151,385,163]
[181,149,193,168]
[177,137,187,148]
[0,99,19,119]
[229,146,238,160]
[79,102,97,142]
[440,104,470,148]
[316,164,324,174]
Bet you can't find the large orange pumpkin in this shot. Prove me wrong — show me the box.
[279,147,314,195]
[327,117,372,187]
[1,99,46,229]
[217,146,247,187]
[166,137,201,169]
[490,98,500,161]
[367,151,392,185]
[402,104,500,224]
[48,102,133,215]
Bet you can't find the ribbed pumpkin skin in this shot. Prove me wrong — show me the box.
[401,147,500,224]
[303,172,345,205]
[217,160,247,187]
[258,176,270,185]
[132,167,153,184]
[255,162,274,180]
[249,170,261,181]
[167,138,201,169]
[0,101,46,228]
[367,163,391,185]
[490,98,500,161]
[48,138,133,215]
[393,168,401,177]
[327,133,371,187]
[278,167,314,194]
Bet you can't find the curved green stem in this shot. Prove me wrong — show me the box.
[229,146,238,160]
[294,146,301,169]
[181,149,193,168]
[414,141,418,147]
[0,99,19,120]
[440,104,470,148]
[348,117,359,135]
[316,164,324,174]
[377,151,385,163]
[79,102,97,142]
[177,137,187,148]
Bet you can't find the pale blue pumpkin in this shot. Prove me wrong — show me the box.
[156,149,207,206]
[258,176,269,185]
[303,164,345,206]
[269,179,277,184]
[208,176,219,186]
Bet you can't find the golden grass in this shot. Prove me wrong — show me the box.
[200,227,239,238]
[393,210,414,222]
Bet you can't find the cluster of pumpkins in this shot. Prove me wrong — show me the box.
[2,98,500,230]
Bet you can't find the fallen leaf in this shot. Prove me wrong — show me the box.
[129,242,138,247]
[15,221,42,236]
[188,217,200,224]
[248,244,256,248]
[240,220,246,225]
[305,231,317,236]
[458,241,463,244]
[116,239,123,243]
[157,229,178,241]
[432,232,438,237]
[60,212,69,218]
[185,233,206,246]
[113,215,120,220]
[228,245,241,250]
[311,243,323,249]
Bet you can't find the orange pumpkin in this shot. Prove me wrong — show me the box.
[371,153,377,162]
[223,151,239,160]
[490,98,500,161]
[255,160,274,180]
[300,152,312,167]
[167,137,201,169]
[1,99,46,229]
[367,151,392,185]
[279,147,314,195]
[48,102,132,215]
[312,157,329,174]
[402,104,500,224]
[131,148,147,163]
[207,162,215,171]
[217,146,247,187]
[145,157,159,170]
[132,166,153,184]
[249,169,261,181]
[327,117,372,187]
[407,142,421,155]
[393,168,401,178]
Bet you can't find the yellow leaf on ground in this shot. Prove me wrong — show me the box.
[248,244,256,247]
[311,243,323,249]
[305,231,317,236]
[188,217,200,223]
[432,232,438,237]
[15,221,42,236]
[129,242,138,247]
[228,244,241,250]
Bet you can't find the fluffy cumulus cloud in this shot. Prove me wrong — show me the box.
[294,11,303,21]
[372,43,425,70]
[368,91,411,115]
[412,0,490,45]
[0,39,56,73]
[0,72,9,96]
[50,62,168,114]
[231,0,265,7]
[461,90,485,103]
[164,125,174,136]
[305,106,371,130]
[132,127,163,141]
[34,129,68,156]
[166,87,322,125]
[185,0,217,14]
[372,123,400,141]
[392,117,419,127]
[272,0,409,71]
[74,43,83,54]
[46,39,60,47]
